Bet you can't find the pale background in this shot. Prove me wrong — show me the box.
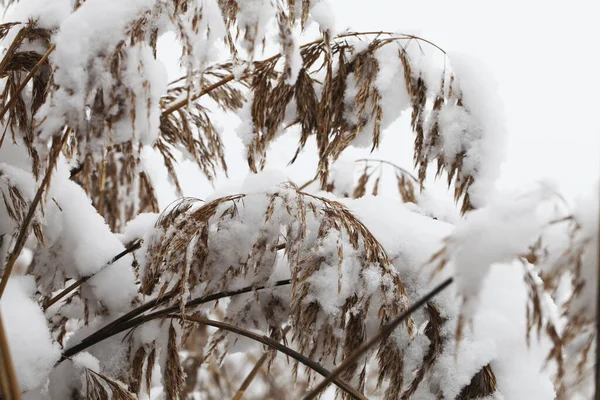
[329,0,599,196]
[157,0,599,206]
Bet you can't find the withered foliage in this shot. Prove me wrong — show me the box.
[140,183,413,396]
[158,64,247,192]
[2,1,593,400]
[0,165,43,250]
[428,198,598,399]
[533,217,598,399]
[82,367,137,400]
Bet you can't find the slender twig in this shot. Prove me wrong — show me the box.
[61,279,292,359]
[0,310,21,400]
[43,239,142,311]
[356,158,419,183]
[0,44,56,121]
[302,277,453,400]
[231,326,292,400]
[0,132,68,299]
[298,177,317,191]
[172,315,367,400]
[231,352,268,400]
[162,75,236,116]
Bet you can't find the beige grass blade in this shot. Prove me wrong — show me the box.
[0,310,21,400]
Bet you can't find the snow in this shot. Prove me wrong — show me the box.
[346,194,555,399]
[278,11,303,84]
[0,276,61,392]
[567,181,599,319]
[48,352,102,399]
[0,0,593,397]
[310,0,336,35]
[32,160,138,313]
[438,103,481,161]
[344,41,412,149]
[236,0,276,56]
[327,159,358,197]
[4,0,72,30]
[39,0,165,150]
[0,162,37,258]
[73,351,101,373]
[474,262,556,400]
[374,41,412,130]
[446,52,506,208]
[119,212,159,245]
[175,0,227,77]
[445,182,560,315]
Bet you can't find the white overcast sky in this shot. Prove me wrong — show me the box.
[328,0,599,196]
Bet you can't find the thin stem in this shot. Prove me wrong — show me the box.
[231,352,268,400]
[298,177,317,191]
[230,326,291,400]
[302,277,454,400]
[0,44,56,121]
[61,279,292,359]
[173,315,367,400]
[0,132,68,299]
[162,75,236,116]
[0,310,21,400]
[43,239,142,311]
[356,158,419,183]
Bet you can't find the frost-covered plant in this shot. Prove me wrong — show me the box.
[0,0,597,400]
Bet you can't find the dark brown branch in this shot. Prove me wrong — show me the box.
[61,279,292,359]
[302,277,454,400]
[43,239,143,311]
[172,315,367,400]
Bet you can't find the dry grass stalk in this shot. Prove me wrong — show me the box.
[0,310,20,400]
[231,352,269,400]
[140,183,413,395]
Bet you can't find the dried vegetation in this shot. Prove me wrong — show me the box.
[0,1,597,400]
